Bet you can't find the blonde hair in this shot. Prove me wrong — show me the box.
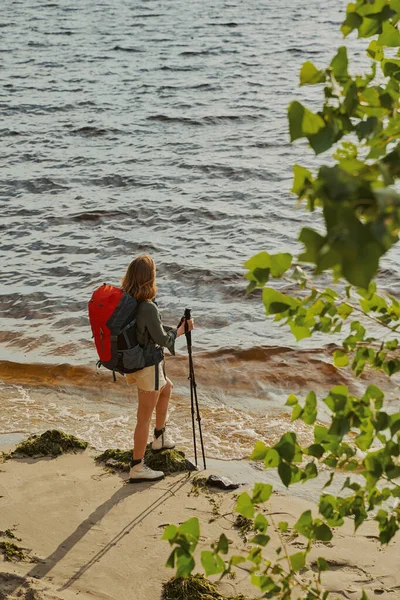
[121,254,157,302]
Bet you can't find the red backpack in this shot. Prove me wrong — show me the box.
[88,284,145,378]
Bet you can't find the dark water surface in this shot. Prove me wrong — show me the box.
[2,0,399,455]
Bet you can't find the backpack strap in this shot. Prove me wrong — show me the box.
[155,360,159,391]
[109,335,119,368]
[120,319,137,348]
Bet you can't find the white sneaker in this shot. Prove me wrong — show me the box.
[152,427,175,452]
[128,460,164,483]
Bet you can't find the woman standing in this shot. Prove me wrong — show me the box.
[121,254,194,483]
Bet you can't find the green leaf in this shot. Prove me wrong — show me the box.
[298,227,325,263]
[290,551,306,572]
[162,524,178,542]
[216,533,229,554]
[303,391,317,424]
[307,444,325,459]
[291,403,303,421]
[358,16,382,38]
[278,462,292,488]
[244,251,271,271]
[179,518,200,550]
[386,340,398,351]
[235,492,255,519]
[254,513,269,533]
[367,40,384,61]
[300,61,326,85]
[308,123,336,155]
[262,287,298,315]
[314,523,333,541]
[165,550,176,569]
[201,550,225,576]
[245,280,257,296]
[274,432,298,462]
[378,20,400,47]
[278,521,289,533]
[334,349,350,367]
[252,267,270,286]
[247,546,262,565]
[292,165,313,196]
[230,555,246,566]
[250,534,270,546]
[264,448,281,468]
[289,321,312,342]
[244,251,292,279]
[252,483,273,504]
[270,253,292,277]
[302,461,318,482]
[250,440,269,461]
[290,265,308,285]
[286,393,299,406]
[250,574,278,593]
[294,510,313,538]
[288,101,325,142]
[330,46,349,82]
[176,551,195,578]
[382,58,400,77]
[317,557,329,572]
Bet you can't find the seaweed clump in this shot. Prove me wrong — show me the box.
[162,574,247,600]
[96,445,189,475]
[13,430,88,458]
[0,451,10,464]
[0,529,20,541]
[0,541,25,562]
[189,476,208,497]
[233,515,254,543]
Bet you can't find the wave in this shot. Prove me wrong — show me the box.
[70,126,123,137]
[180,48,221,57]
[147,114,263,126]
[4,177,70,194]
[0,129,22,136]
[208,22,239,27]
[112,45,144,53]
[177,161,272,181]
[47,209,133,225]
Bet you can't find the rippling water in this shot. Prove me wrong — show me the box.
[2,0,400,456]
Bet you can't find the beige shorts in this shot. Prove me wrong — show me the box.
[125,361,166,392]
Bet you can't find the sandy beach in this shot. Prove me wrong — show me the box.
[1,441,399,600]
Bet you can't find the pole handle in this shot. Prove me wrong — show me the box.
[184,308,192,346]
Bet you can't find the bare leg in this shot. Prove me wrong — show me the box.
[133,389,159,460]
[155,378,173,430]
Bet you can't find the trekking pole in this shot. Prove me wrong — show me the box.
[184,308,206,470]
[185,309,197,466]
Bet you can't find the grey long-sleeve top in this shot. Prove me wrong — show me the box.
[136,300,177,356]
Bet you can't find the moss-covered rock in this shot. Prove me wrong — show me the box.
[144,446,188,475]
[162,574,247,600]
[12,430,88,458]
[96,445,189,475]
[96,448,131,471]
